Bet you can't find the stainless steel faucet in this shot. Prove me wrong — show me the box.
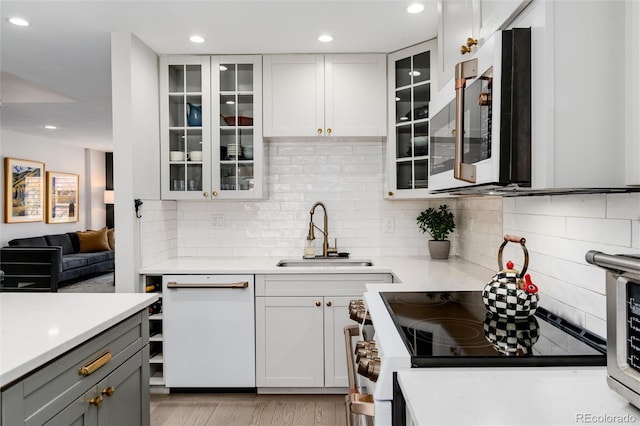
[307,201,337,257]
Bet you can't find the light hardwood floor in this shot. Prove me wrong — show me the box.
[150,393,348,426]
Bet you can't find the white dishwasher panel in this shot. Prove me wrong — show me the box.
[163,274,255,387]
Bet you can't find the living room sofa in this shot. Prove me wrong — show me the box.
[0,228,114,292]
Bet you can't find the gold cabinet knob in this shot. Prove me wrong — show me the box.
[101,386,115,397]
[461,37,478,55]
[326,301,332,307]
[211,191,217,197]
[315,301,321,307]
[89,395,103,408]
[204,192,209,198]
[317,128,323,135]
[388,191,394,197]
[326,128,332,135]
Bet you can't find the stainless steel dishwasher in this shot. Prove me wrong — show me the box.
[163,274,255,388]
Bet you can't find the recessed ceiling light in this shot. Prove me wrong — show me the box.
[189,35,205,43]
[406,3,425,14]
[8,17,30,27]
[44,125,57,130]
[318,34,333,43]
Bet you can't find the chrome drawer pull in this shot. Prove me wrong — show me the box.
[79,350,112,376]
[167,281,249,289]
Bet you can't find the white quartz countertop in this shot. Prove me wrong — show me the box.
[0,293,158,388]
[397,367,640,425]
[139,255,493,290]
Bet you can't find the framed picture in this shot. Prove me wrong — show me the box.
[46,171,79,223]
[4,157,45,223]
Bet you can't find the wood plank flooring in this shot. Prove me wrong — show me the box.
[150,393,348,426]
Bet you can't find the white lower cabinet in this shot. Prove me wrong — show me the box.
[255,273,392,389]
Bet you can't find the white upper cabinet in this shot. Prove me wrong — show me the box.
[160,55,264,200]
[437,0,531,90]
[626,0,640,185]
[514,0,629,189]
[263,54,386,138]
[386,40,437,199]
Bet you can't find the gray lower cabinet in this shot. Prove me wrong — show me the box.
[1,312,150,426]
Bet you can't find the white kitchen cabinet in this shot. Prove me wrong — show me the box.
[626,0,640,185]
[263,54,387,138]
[255,273,392,390]
[255,296,325,387]
[386,40,437,199]
[160,55,264,200]
[511,0,630,189]
[436,0,530,90]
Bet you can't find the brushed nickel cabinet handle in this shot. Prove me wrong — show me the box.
[79,350,112,376]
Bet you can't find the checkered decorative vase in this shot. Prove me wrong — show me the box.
[481,235,540,319]
[483,312,540,355]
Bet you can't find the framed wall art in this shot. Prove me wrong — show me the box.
[4,157,45,223]
[46,171,79,223]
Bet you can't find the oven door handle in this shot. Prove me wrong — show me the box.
[454,58,478,183]
[344,325,375,425]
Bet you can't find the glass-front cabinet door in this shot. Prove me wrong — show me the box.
[160,55,263,200]
[160,56,211,200]
[386,40,435,199]
[212,56,263,199]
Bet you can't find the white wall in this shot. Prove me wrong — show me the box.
[0,129,107,245]
[111,32,159,293]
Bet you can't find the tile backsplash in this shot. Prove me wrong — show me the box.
[138,138,640,338]
[502,193,640,337]
[141,139,443,263]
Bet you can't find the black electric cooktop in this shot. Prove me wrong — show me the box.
[380,291,606,367]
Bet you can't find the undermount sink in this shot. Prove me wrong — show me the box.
[276,258,374,267]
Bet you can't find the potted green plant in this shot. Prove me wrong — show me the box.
[416,204,455,259]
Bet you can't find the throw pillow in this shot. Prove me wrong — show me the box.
[107,228,115,250]
[77,227,110,253]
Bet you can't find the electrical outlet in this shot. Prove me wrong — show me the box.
[211,214,225,228]
[383,218,394,234]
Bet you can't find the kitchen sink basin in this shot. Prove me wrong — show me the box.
[276,258,374,267]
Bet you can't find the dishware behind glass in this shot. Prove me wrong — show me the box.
[190,151,203,161]
[170,151,184,161]
[171,179,185,191]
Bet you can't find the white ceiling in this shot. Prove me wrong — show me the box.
[0,0,438,152]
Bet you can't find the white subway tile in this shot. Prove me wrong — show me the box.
[566,217,631,246]
[606,193,640,220]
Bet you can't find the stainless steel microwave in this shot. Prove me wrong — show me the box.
[428,28,532,193]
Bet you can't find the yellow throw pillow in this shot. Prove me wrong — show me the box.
[77,227,111,253]
[107,228,115,250]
